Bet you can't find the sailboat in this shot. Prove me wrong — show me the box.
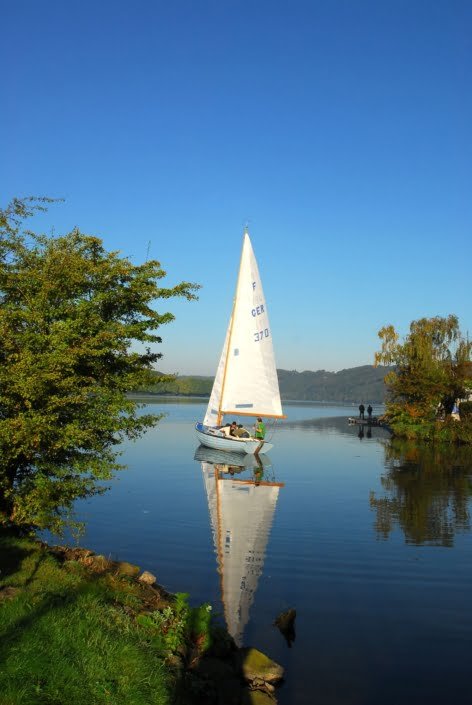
[195,229,285,454]
[195,446,283,645]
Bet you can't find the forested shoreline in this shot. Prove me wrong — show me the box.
[133,365,394,403]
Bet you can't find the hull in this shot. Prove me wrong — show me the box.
[195,423,272,454]
[194,445,272,468]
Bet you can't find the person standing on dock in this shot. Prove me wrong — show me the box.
[367,405,373,420]
[359,403,365,420]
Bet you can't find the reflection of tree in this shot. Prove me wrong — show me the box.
[369,440,472,546]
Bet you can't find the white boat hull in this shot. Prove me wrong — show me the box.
[195,423,272,454]
[194,445,272,468]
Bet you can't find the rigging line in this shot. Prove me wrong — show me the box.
[265,418,278,443]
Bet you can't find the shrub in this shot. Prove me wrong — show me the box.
[459,401,472,420]
[136,593,212,658]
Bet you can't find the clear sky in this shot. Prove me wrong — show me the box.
[2,1,471,376]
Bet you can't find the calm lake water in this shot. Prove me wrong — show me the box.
[61,400,472,705]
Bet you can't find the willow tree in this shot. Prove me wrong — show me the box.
[375,315,472,441]
[0,198,199,532]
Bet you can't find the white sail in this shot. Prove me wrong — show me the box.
[201,461,218,545]
[200,457,281,646]
[203,320,231,426]
[203,231,283,425]
[218,480,280,645]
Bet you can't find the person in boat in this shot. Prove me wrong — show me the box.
[235,424,250,438]
[367,404,373,420]
[254,466,263,485]
[229,421,238,437]
[255,418,266,440]
[228,464,244,475]
[358,403,365,420]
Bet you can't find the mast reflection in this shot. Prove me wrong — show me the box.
[195,446,284,645]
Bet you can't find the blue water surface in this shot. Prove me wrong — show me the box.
[61,400,472,705]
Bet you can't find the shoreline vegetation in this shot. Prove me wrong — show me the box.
[375,316,472,444]
[0,529,284,705]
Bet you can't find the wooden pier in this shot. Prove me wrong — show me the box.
[348,416,384,427]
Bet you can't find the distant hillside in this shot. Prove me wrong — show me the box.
[134,365,393,403]
[135,373,212,397]
[277,366,393,403]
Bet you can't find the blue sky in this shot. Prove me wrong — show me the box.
[2,0,471,375]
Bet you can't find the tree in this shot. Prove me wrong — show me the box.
[375,315,472,441]
[0,198,199,532]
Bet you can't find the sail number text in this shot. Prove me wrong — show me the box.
[251,304,265,317]
[254,329,270,342]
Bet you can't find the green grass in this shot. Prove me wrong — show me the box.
[0,532,178,705]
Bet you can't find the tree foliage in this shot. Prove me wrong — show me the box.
[0,198,199,532]
[132,370,213,397]
[375,315,472,441]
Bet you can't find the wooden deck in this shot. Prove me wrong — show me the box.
[348,416,384,427]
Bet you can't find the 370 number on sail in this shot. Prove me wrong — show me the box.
[254,329,270,342]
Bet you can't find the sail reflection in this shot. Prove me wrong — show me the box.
[195,445,283,645]
[369,440,472,546]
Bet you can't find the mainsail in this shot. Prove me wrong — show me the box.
[204,231,283,427]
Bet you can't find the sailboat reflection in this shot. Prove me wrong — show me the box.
[194,445,284,646]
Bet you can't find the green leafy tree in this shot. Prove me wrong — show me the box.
[0,198,199,532]
[375,315,472,440]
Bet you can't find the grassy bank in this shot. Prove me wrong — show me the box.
[0,530,211,705]
[385,413,472,444]
[0,531,283,705]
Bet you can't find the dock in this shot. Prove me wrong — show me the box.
[348,417,384,427]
